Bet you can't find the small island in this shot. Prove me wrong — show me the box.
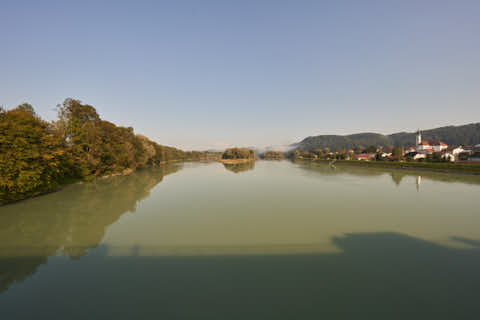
[220,148,256,164]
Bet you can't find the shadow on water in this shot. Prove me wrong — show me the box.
[0,164,183,293]
[222,161,255,173]
[2,231,480,319]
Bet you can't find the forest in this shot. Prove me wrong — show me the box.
[0,99,209,205]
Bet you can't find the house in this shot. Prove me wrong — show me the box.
[418,148,434,155]
[405,147,416,154]
[405,152,426,160]
[417,141,432,151]
[354,153,376,161]
[413,153,426,160]
[447,146,464,155]
[431,141,448,152]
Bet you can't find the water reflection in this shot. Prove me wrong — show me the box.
[0,164,182,292]
[293,159,480,190]
[416,175,422,192]
[222,161,255,173]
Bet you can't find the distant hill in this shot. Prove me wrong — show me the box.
[293,123,480,152]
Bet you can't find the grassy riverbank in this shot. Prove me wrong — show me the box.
[294,158,480,175]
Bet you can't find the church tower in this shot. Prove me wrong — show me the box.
[416,130,422,147]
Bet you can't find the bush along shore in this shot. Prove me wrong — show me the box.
[0,99,217,205]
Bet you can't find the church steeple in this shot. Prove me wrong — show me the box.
[416,129,422,147]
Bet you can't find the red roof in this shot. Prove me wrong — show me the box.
[355,154,375,160]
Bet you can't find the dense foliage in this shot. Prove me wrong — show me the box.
[294,123,480,152]
[294,133,391,152]
[0,106,66,204]
[0,99,206,205]
[222,148,256,160]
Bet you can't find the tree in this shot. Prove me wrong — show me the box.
[313,149,323,157]
[0,106,66,204]
[16,103,36,116]
[392,146,404,158]
[458,152,470,161]
[354,146,363,154]
[0,97,200,204]
[365,145,377,153]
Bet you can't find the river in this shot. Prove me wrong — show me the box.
[1,160,480,319]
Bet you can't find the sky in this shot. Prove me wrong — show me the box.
[1,0,479,150]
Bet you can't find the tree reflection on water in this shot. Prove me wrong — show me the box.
[0,164,183,292]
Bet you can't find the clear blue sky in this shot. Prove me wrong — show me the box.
[1,0,479,150]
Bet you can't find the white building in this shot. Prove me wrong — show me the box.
[450,146,464,155]
[413,153,426,160]
[432,141,448,152]
[415,130,448,153]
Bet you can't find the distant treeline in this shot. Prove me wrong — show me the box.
[0,99,215,204]
[260,151,285,160]
[294,123,480,152]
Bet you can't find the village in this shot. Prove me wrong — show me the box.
[293,130,480,163]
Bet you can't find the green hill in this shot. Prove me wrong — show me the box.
[389,123,480,147]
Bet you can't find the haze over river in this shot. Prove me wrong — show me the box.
[1,161,480,319]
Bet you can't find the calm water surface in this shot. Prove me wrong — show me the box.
[1,161,480,319]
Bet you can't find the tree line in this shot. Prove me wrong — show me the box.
[0,98,212,204]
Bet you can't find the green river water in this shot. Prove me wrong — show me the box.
[1,160,480,319]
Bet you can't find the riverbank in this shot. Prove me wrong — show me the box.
[0,175,84,207]
[293,158,480,175]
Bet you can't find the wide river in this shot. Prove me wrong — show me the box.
[1,160,480,319]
